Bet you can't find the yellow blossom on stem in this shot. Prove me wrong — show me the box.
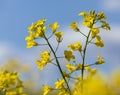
[66,63,76,73]
[26,40,38,48]
[101,21,110,31]
[90,28,99,38]
[54,31,63,43]
[55,79,65,89]
[68,42,82,51]
[94,36,104,47]
[43,85,53,95]
[82,16,94,28]
[36,19,46,26]
[69,22,80,32]
[36,60,47,70]
[41,51,51,62]
[78,11,88,16]
[64,50,75,61]
[58,89,69,95]
[28,18,46,31]
[97,12,106,20]
[36,51,51,70]
[48,22,59,33]
[76,64,82,70]
[34,26,46,37]
[25,19,47,48]
[63,71,70,78]
[95,54,105,65]
[25,31,35,41]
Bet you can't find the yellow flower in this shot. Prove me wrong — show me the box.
[43,85,53,95]
[97,12,106,20]
[41,51,51,62]
[69,22,80,31]
[0,71,26,95]
[28,18,46,31]
[68,42,82,51]
[95,54,105,65]
[78,11,87,16]
[79,11,96,28]
[84,66,91,71]
[48,22,59,33]
[36,60,46,70]
[76,64,82,70]
[25,31,35,41]
[55,79,64,89]
[0,71,18,89]
[64,50,75,61]
[54,31,63,42]
[58,89,69,95]
[35,26,46,37]
[36,51,51,70]
[36,19,46,26]
[82,16,94,27]
[101,21,110,31]
[26,40,38,48]
[66,63,76,73]
[28,23,36,31]
[90,28,99,38]
[94,36,104,47]
[25,19,47,48]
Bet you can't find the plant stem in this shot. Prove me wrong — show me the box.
[44,35,72,95]
[55,43,59,53]
[81,31,91,80]
[78,30,87,37]
[81,30,91,92]
[84,63,96,67]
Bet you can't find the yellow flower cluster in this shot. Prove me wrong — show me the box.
[36,51,51,70]
[78,10,110,47]
[64,50,75,61]
[25,20,64,48]
[6,87,26,95]
[0,71,26,95]
[73,71,120,95]
[49,22,63,43]
[43,79,68,95]
[0,71,18,90]
[25,19,46,48]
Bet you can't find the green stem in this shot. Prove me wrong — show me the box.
[44,35,71,95]
[84,63,96,67]
[81,30,91,92]
[78,30,87,37]
[81,31,91,80]
[55,43,59,53]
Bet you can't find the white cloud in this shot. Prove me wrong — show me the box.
[101,0,120,11]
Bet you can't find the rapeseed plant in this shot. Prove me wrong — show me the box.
[0,71,27,95]
[25,10,111,95]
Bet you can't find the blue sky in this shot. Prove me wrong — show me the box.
[0,0,120,85]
